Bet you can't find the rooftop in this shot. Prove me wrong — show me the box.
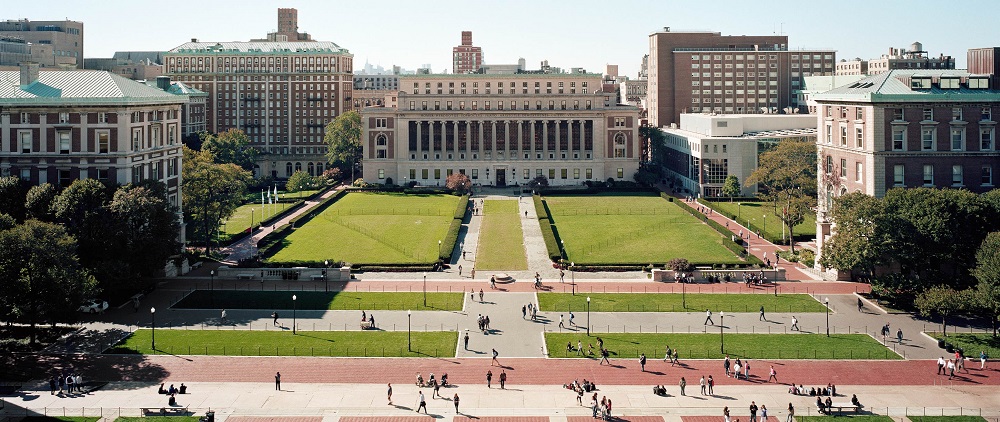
[168,41,350,56]
[813,69,1000,102]
[0,70,188,106]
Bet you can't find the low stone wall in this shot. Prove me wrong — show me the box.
[651,268,785,282]
[215,266,351,282]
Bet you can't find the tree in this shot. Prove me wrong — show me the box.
[182,146,252,254]
[108,183,181,284]
[0,213,15,231]
[0,175,29,221]
[285,171,315,193]
[24,183,57,221]
[324,111,363,182]
[667,258,694,273]
[51,179,113,272]
[746,138,817,251]
[0,220,96,344]
[529,175,549,190]
[915,286,970,337]
[721,175,741,200]
[445,172,472,195]
[322,168,343,184]
[973,232,1000,336]
[200,129,259,172]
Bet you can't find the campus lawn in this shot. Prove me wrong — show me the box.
[22,418,102,422]
[173,290,464,311]
[475,200,528,271]
[544,333,899,360]
[797,417,894,422]
[927,333,1000,359]
[538,293,828,313]
[222,202,294,236]
[113,329,458,357]
[268,192,462,264]
[707,201,817,240]
[908,417,988,422]
[543,193,742,265]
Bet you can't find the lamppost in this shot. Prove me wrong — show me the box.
[150,307,156,351]
[438,240,443,258]
[586,297,591,336]
[292,294,297,334]
[324,260,330,292]
[407,309,412,351]
[250,209,255,234]
[738,202,742,220]
[682,275,686,309]
[720,311,725,353]
[209,269,215,307]
[571,262,576,296]
[824,297,830,337]
[422,272,427,307]
[762,214,766,238]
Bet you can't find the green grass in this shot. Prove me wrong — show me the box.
[908,417,988,422]
[475,200,528,270]
[538,293,827,313]
[797,417,894,422]
[173,290,464,311]
[222,202,294,236]
[544,193,741,265]
[113,329,458,357]
[545,333,899,360]
[707,201,817,240]
[268,193,461,264]
[927,333,1000,359]
[22,418,102,422]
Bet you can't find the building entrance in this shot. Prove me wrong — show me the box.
[496,169,507,187]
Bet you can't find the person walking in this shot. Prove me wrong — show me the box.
[578,340,583,356]
[486,370,493,388]
[896,328,904,344]
[787,403,795,422]
[492,348,500,366]
[759,306,766,321]
[522,305,527,319]
[744,359,751,379]
[857,297,864,312]
[708,375,715,395]
[664,345,673,362]
[49,377,56,395]
[705,309,714,325]
[387,383,393,405]
[981,350,989,369]
[559,314,565,329]
[275,372,281,390]
[600,347,611,365]
[560,269,565,283]
[639,353,647,372]
[750,401,759,422]
[471,269,476,279]
[947,359,956,379]
[273,312,279,327]
[679,377,686,396]
[479,289,484,302]
[699,375,706,395]
[768,365,778,383]
[724,355,731,377]
[937,356,946,375]
[570,312,575,327]
[463,331,470,350]
[761,405,768,422]
[221,309,227,323]
[499,370,507,389]
[416,391,427,413]
[453,393,460,413]
[458,265,463,276]
[723,406,731,422]
[791,316,799,331]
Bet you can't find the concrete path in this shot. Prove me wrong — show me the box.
[450,199,481,273]
[458,292,542,358]
[519,196,558,278]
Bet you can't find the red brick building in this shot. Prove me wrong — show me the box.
[452,31,483,75]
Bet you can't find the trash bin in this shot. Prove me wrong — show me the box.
[200,411,215,422]
[937,339,946,349]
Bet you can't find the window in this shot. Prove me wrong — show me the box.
[923,164,934,185]
[378,169,385,179]
[548,169,556,179]
[573,169,580,179]
[98,132,110,153]
[19,132,31,153]
[132,129,141,150]
[20,112,29,124]
[921,128,934,150]
[421,169,429,179]
[856,107,863,120]
[59,112,69,123]
[952,165,963,186]
[586,168,593,179]
[614,117,626,127]
[825,125,832,144]
[613,133,626,158]
[97,112,108,123]
[855,162,863,182]
[952,107,963,121]
[375,118,387,128]
[58,131,71,154]
[951,128,964,150]
[20,168,30,181]
[982,107,992,121]
[982,128,995,150]
[840,159,847,178]
[891,108,903,121]
[983,166,994,186]
[471,169,478,179]
[561,169,568,179]
[434,169,441,180]
[894,164,905,187]
[855,127,864,149]
[617,168,624,179]
[524,169,530,180]
[923,108,933,121]
[840,126,848,146]
[892,128,905,151]
[409,169,416,180]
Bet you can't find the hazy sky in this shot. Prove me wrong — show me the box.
[7,0,999,77]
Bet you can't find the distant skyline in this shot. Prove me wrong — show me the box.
[6,0,999,77]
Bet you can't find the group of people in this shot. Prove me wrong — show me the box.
[880,323,904,344]
[743,271,769,286]
[360,310,376,328]
[485,369,508,388]
[414,373,449,398]
[937,349,987,378]
[788,383,836,397]
[523,302,539,320]
[48,373,85,395]
[723,355,751,380]
[591,394,613,420]
[663,345,680,364]
[476,314,491,334]
[565,378,598,393]
[157,383,188,395]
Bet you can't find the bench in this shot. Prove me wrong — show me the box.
[310,274,325,281]
[236,274,254,280]
[141,406,189,416]
[360,321,375,330]
[826,403,861,415]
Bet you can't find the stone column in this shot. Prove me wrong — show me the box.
[453,121,459,160]
[416,121,423,159]
[428,120,435,159]
[567,119,574,159]
[555,120,561,160]
[542,120,548,158]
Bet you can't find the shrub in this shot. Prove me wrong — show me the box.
[352,178,368,188]
[453,195,470,219]
[440,217,462,262]
[667,258,694,272]
[533,195,548,221]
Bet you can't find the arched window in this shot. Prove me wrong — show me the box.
[308,162,315,176]
[614,133,626,145]
[295,162,302,172]
[376,134,387,146]
[285,162,293,177]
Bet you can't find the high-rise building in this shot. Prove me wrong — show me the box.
[0,18,83,68]
[968,47,1000,88]
[164,8,353,179]
[835,42,955,76]
[84,51,166,81]
[647,29,835,128]
[361,73,641,187]
[452,31,483,74]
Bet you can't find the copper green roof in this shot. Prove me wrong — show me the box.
[812,69,1000,103]
[0,70,188,106]
[167,41,350,56]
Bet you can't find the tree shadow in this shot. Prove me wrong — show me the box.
[0,354,170,391]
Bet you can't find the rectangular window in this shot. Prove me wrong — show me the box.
[840,126,847,146]
[421,169,428,179]
[855,162,863,182]
[923,108,933,121]
[982,107,992,121]
[825,125,832,144]
[855,127,864,149]
[471,169,478,179]
[982,128,995,150]
[19,132,32,153]
[840,158,847,178]
[98,132,110,153]
[59,112,69,123]
[524,169,530,180]
[59,131,71,154]
[921,128,934,150]
[923,164,934,185]
[952,165,963,186]
[951,128,964,150]
[586,168,593,179]
[560,169,568,179]
[375,118,387,128]
[983,166,994,186]
[892,128,905,151]
[856,108,863,120]
[617,168,624,179]
[378,169,385,179]
[891,108,903,121]
[434,169,441,179]
[548,169,556,179]
[952,107,963,121]
[409,169,416,180]
[97,112,108,123]
[573,168,580,179]
[894,164,905,187]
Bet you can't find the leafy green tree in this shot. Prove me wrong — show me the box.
[285,171,315,193]
[0,220,96,343]
[915,286,970,337]
[529,175,549,189]
[973,232,1000,336]
[445,172,472,195]
[745,138,816,251]
[108,183,181,285]
[721,175,741,199]
[201,129,259,172]
[0,213,15,231]
[25,183,57,221]
[324,111,363,182]
[182,146,252,254]
[51,179,113,271]
[0,175,29,221]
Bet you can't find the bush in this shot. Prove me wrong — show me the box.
[453,195,470,219]
[538,220,562,261]
[667,258,694,272]
[440,217,462,262]
[533,195,549,221]
[352,178,368,188]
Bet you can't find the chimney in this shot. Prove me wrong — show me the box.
[156,76,172,91]
[19,62,40,86]
[191,38,198,43]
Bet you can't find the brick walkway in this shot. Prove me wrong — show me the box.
[454,417,548,422]
[227,417,323,422]
[341,418,435,422]
[570,417,663,422]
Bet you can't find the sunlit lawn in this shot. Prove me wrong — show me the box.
[173,290,464,311]
[538,293,827,313]
[475,200,527,270]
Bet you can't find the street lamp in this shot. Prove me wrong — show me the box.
[824,297,830,337]
[324,260,330,292]
[682,275,686,309]
[571,262,575,296]
[720,311,725,353]
[407,309,412,351]
[738,202,742,220]
[438,240,443,258]
[210,270,215,292]
[586,297,591,336]
[150,307,156,351]
[422,272,427,307]
[292,294,297,334]
[762,214,766,238]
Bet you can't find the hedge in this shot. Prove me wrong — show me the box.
[533,194,564,261]
[453,195,470,219]
[288,189,346,227]
[538,186,658,195]
[667,193,763,266]
[441,218,463,262]
[533,195,549,221]
[697,198,812,244]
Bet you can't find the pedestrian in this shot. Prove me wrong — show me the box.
[750,401,759,422]
[275,372,281,390]
[490,276,496,289]
[705,309,714,325]
[462,250,467,260]
[433,378,441,398]
[463,331,470,350]
[522,305,527,319]
[759,305,765,321]
[454,393,460,413]
[479,289,484,302]
[981,351,989,369]
[640,353,647,372]
[492,348,499,366]
[58,375,64,394]
[723,406,731,422]
[591,395,599,418]
[724,355,731,377]
[49,377,56,395]
[787,403,795,422]
[273,312,279,327]
[597,337,604,350]
[66,374,74,393]
[768,365,778,382]
[486,370,493,388]
[600,348,610,365]
[559,314,566,329]
[679,377,686,396]
[699,375,706,395]
[708,375,714,395]
[416,391,427,413]
[570,312,575,326]
[471,269,476,279]
[664,345,672,362]
[896,328,904,344]
[761,405,768,422]
[560,269,565,283]
[672,349,679,366]
[791,316,799,331]
[937,356,946,375]
[458,264,463,276]
[857,297,864,312]
[578,340,582,356]
[948,359,956,379]
[500,370,507,389]
[744,359,750,379]
[221,309,227,323]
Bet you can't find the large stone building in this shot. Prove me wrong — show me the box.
[361,73,641,187]
[0,18,83,68]
[164,8,353,179]
[812,69,1000,275]
[835,42,954,76]
[647,29,835,127]
[452,31,483,75]
[0,64,187,214]
[85,51,166,81]
[659,113,816,198]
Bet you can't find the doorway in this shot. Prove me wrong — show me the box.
[496,168,507,187]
